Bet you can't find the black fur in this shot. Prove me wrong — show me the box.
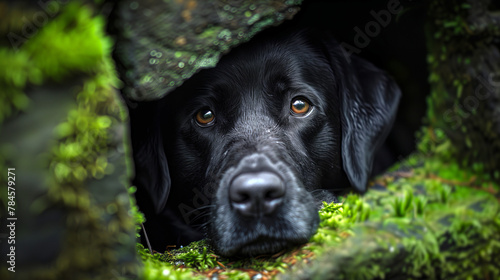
[129,30,401,256]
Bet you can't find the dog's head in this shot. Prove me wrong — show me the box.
[131,31,400,256]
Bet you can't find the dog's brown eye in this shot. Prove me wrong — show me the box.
[291,98,311,115]
[195,108,215,126]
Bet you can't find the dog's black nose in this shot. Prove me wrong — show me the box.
[229,172,285,217]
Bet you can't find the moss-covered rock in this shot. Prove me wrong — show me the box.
[425,0,500,178]
[111,0,302,101]
[0,1,138,279]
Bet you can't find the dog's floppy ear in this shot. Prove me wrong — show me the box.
[341,54,401,192]
[129,101,171,214]
[321,35,401,192]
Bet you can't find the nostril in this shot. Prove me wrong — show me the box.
[265,189,283,200]
[229,171,285,217]
[232,192,250,203]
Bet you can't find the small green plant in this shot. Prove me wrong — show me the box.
[392,190,414,217]
[343,195,372,223]
[414,196,427,216]
[176,246,219,270]
[438,184,452,204]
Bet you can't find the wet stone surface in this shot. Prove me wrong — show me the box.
[112,0,302,101]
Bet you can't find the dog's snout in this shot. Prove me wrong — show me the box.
[229,172,285,217]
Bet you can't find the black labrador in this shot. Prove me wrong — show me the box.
[129,30,401,257]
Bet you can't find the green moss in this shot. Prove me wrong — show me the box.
[128,186,146,238]
[0,2,114,123]
[425,0,500,177]
[138,244,203,280]
[198,26,224,40]
[1,1,138,278]
[115,0,303,101]
[280,153,500,279]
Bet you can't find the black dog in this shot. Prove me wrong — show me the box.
[129,30,401,256]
